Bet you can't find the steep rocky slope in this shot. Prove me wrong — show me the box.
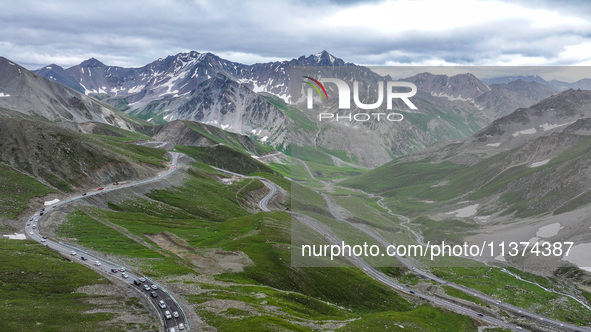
[0,57,142,131]
[0,118,165,191]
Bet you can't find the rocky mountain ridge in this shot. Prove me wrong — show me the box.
[32,51,558,167]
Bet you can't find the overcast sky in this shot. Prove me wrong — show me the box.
[2,0,591,71]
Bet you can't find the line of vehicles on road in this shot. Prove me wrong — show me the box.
[67,245,185,329]
[69,254,186,330]
[127,271,184,330]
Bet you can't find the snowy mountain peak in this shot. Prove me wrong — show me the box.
[172,51,202,61]
[294,51,346,66]
[311,50,342,65]
[314,50,330,58]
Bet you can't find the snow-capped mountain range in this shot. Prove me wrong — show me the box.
[34,51,350,146]
[30,50,559,166]
[37,51,347,106]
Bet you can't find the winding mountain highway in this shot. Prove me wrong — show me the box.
[300,161,591,332]
[26,152,189,332]
[23,145,589,331]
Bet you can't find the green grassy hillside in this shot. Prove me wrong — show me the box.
[342,133,591,218]
[0,240,156,331]
[176,144,277,175]
[0,164,54,218]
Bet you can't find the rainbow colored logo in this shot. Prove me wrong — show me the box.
[303,76,328,100]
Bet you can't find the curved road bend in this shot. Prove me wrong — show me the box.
[257,179,277,212]
[210,166,278,212]
[26,152,188,332]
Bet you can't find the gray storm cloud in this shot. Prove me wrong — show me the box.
[0,0,590,69]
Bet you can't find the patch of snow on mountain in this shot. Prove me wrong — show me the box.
[79,83,90,95]
[447,204,479,218]
[539,122,573,131]
[470,100,484,110]
[511,128,537,137]
[431,92,471,101]
[530,159,550,168]
[277,93,290,103]
[251,81,267,93]
[110,87,124,96]
[536,223,562,238]
[128,85,145,94]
